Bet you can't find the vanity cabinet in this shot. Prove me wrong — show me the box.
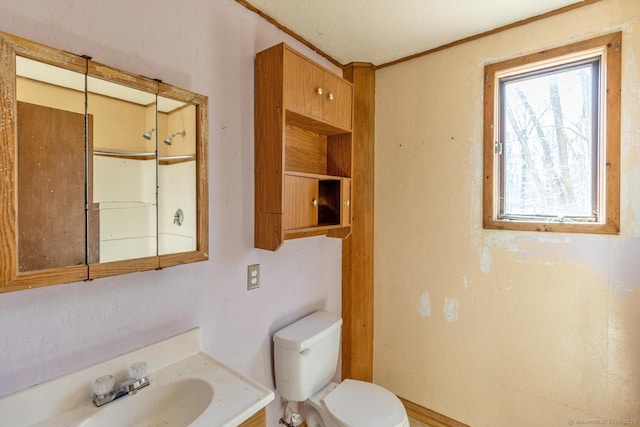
[255,43,353,251]
[239,407,266,427]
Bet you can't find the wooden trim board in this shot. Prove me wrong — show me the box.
[340,62,375,381]
[299,396,468,427]
[377,0,602,69]
[235,0,343,68]
[400,397,470,427]
[236,0,601,69]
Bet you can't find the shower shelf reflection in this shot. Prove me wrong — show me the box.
[93,150,157,158]
[159,154,196,165]
[159,155,195,161]
[96,201,157,209]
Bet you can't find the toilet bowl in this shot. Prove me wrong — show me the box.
[306,380,409,427]
[273,311,409,427]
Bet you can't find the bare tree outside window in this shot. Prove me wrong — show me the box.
[500,60,598,220]
[483,32,621,235]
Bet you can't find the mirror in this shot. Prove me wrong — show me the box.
[0,31,208,293]
[157,83,208,270]
[158,95,197,256]
[87,73,158,264]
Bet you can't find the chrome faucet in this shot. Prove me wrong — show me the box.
[93,362,150,407]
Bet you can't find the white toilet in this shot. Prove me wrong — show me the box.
[273,310,410,427]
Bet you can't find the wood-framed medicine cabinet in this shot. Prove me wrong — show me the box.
[0,31,209,293]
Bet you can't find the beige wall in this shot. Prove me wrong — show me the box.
[18,77,155,153]
[374,0,640,425]
[161,104,196,157]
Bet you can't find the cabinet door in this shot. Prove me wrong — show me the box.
[284,175,318,230]
[322,72,353,130]
[17,102,86,272]
[341,178,352,227]
[284,50,324,120]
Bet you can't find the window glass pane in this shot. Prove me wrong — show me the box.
[501,60,597,219]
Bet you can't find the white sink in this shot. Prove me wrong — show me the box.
[80,378,214,427]
[0,329,274,427]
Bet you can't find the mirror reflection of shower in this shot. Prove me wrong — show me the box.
[164,130,186,146]
[142,128,155,140]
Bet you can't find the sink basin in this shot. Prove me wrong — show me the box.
[0,329,273,427]
[80,378,214,427]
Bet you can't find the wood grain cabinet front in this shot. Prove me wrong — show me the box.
[238,407,266,427]
[283,49,353,131]
[321,71,353,131]
[255,43,353,250]
[283,174,351,232]
[284,174,319,230]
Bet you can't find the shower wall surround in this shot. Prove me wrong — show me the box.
[0,31,209,293]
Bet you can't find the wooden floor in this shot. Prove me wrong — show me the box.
[409,417,434,427]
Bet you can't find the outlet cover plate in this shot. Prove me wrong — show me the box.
[247,264,260,290]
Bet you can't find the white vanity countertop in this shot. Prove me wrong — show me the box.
[0,328,274,427]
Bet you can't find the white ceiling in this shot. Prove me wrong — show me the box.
[242,0,592,66]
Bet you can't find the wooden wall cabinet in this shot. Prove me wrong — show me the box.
[255,43,353,250]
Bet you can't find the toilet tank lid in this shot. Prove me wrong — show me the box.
[273,311,342,351]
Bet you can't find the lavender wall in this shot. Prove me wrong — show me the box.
[0,1,343,424]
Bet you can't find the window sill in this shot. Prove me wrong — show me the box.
[483,218,619,235]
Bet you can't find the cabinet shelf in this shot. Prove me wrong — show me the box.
[255,43,354,251]
[284,224,351,240]
[93,150,156,159]
[285,171,348,180]
[285,110,350,135]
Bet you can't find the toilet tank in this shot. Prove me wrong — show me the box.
[273,311,342,402]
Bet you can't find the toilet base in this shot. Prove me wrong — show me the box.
[304,382,339,427]
[303,405,328,427]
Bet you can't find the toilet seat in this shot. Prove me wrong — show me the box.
[321,379,408,427]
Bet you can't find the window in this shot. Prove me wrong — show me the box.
[483,33,621,234]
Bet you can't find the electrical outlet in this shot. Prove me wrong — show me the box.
[247,264,260,290]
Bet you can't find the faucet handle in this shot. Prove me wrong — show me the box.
[129,361,148,380]
[94,375,115,398]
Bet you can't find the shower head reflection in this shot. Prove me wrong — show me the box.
[142,128,155,140]
[164,130,186,146]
